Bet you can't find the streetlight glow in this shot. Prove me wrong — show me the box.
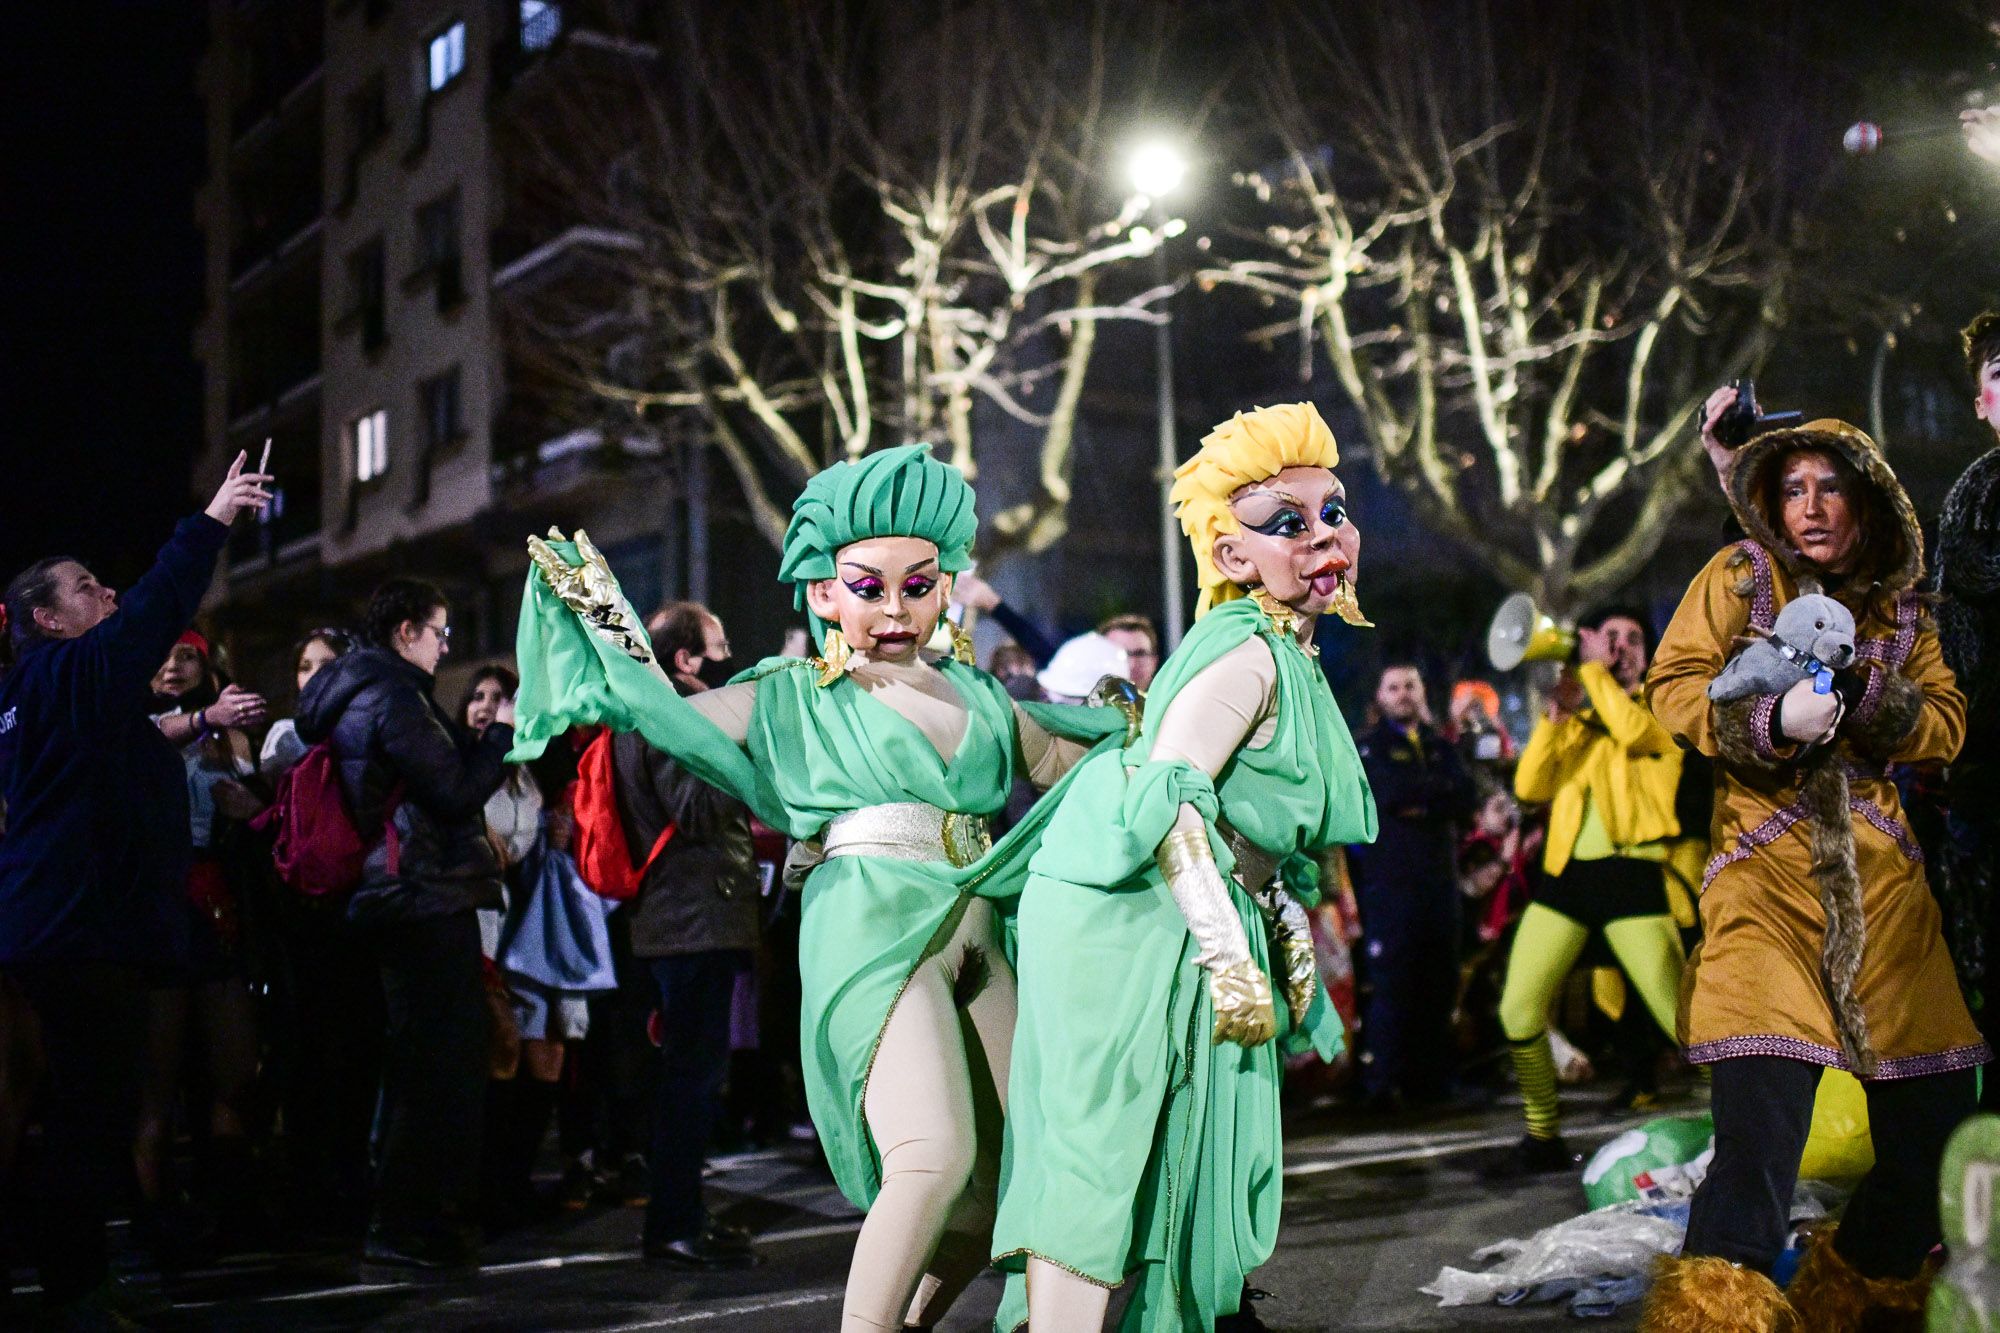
[1127,140,1188,199]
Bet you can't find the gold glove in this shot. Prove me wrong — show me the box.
[1256,885,1319,1027]
[1157,824,1277,1048]
[527,527,653,664]
[1208,959,1278,1048]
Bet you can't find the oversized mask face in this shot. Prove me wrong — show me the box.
[804,535,951,666]
[1208,465,1361,618]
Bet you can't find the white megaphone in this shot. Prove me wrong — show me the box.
[1486,593,1578,671]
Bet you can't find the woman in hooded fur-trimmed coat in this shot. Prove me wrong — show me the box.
[1640,419,1987,1332]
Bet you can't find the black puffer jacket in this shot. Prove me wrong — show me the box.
[296,646,512,924]
[612,678,759,959]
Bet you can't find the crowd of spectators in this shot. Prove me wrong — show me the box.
[0,475,1691,1326]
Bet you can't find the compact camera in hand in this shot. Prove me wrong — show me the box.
[1710,379,1806,449]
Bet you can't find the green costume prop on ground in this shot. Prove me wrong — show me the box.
[992,596,1377,1331]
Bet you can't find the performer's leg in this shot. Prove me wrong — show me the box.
[1496,904,1590,1140]
[1680,1055,1818,1270]
[1836,1067,1976,1278]
[844,961,977,1330]
[905,902,1014,1328]
[1601,914,1686,1043]
[1026,1255,1111,1329]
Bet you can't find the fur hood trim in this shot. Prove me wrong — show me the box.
[1726,418,1925,598]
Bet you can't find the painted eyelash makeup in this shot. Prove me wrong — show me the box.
[842,576,887,600]
[1243,509,1308,537]
[1241,499,1347,538]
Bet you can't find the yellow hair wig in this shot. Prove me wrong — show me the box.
[1170,402,1342,619]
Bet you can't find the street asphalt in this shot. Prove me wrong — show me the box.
[49,1090,1702,1330]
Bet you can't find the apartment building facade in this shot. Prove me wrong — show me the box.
[192,0,709,688]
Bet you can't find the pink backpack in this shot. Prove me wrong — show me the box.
[252,743,398,897]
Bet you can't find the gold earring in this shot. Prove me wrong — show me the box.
[1332,575,1374,628]
[949,620,976,667]
[813,629,852,687]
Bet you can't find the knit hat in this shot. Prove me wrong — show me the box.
[1170,403,1342,619]
[778,445,978,637]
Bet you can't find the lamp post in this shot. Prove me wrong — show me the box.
[1127,140,1189,648]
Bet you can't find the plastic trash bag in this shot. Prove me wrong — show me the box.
[1425,1184,1846,1312]
[1581,1114,1713,1210]
[1799,1068,1873,1181]
[1424,1202,1684,1308]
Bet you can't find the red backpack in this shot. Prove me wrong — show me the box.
[570,727,673,900]
[252,743,399,898]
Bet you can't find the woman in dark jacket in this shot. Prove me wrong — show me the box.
[0,453,269,1318]
[294,577,513,1271]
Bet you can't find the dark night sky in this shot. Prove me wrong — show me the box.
[2,4,207,589]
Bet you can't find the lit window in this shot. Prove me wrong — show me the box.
[427,20,465,93]
[354,409,389,481]
[520,1,561,51]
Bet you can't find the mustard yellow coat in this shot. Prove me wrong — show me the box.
[1647,421,1987,1080]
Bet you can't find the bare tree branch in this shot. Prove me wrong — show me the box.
[492,0,1181,563]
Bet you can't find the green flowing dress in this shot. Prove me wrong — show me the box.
[991,598,1377,1331]
[509,548,1121,1209]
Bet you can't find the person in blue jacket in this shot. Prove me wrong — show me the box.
[0,451,270,1322]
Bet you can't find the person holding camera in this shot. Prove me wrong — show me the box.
[1492,609,1687,1176]
[1643,417,1982,1329]
[0,452,270,1322]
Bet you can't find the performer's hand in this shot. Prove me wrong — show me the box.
[1778,677,1843,745]
[1699,385,1740,492]
[493,697,516,729]
[204,449,275,526]
[527,527,653,665]
[1207,959,1278,1047]
[1268,895,1320,1027]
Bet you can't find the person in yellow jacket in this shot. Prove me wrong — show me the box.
[1494,606,1688,1173]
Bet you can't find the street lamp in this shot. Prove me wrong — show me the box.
[1126,139,1189,649]
[1127,140,1188,200]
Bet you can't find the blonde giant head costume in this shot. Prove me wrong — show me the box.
[1170,401,1362,621]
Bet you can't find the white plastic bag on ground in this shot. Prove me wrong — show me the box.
[1423,1203,1682,1307]
[1423,1182,1848,1310]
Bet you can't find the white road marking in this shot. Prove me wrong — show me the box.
[597,1289,844,1329]
[1284,1130,1527,1175]
[1282,1118,1688,1177]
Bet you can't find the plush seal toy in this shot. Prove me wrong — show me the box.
[1708,592,1857,703]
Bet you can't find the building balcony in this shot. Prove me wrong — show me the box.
[228,214,323,290]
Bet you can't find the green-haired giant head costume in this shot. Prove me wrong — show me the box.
[778,444,978,644]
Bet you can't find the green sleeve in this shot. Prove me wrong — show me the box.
[1015,700,1129,745]
[1028,753,1230,888]
[509,545,791,828]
